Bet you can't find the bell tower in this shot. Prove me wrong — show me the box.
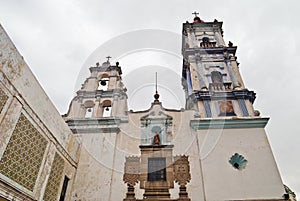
[181,14,286,201]
[64,58,128,133]
[182,13,255,119]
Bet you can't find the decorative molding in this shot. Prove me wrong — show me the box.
[66,118,122,134]
[173,155,191,186]
[229,153,248,170]
[237,99,249,117]
[0,180,35,201]
[203,100,212,118]
[194,89,256,103]
[190,118,269,130]
[183,47,237,58]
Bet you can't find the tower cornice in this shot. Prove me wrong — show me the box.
[183,21,223,30]
[194,89,256,103]
[190,117,269,130]
[182,47,237,58]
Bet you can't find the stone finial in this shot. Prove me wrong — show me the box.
[154,72,160,103]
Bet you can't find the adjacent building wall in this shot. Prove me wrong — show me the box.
[0,24,80,201]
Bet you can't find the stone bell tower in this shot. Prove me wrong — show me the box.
[63,58,129,200]
[180,13,286,201]
[64,58,128,132]
[181,12,254,118]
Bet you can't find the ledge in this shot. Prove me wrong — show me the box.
[66,117,123,134]
[139,145,174,149]
[190,118,269,130]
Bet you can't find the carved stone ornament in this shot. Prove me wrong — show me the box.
[123,156,140,186]
[173,155,191,186]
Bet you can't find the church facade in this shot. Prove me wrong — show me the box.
[0,15,296,201]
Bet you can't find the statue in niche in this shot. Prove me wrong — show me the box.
[153,133,160,145]
[151,126,162,145]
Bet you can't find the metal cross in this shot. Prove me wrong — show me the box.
[192,11,199,17]
[106,56,112,62]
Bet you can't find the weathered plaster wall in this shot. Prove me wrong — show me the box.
[0,24,79,160]
[70,103,207,200]
[71,101,285,201]
[0,24,80,200]
[197,127,285,200]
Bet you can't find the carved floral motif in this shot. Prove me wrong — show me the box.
[123,156,140,186]
[173,155,191,186]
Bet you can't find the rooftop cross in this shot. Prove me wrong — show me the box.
[106,56,112,62]
[192,11,199,17]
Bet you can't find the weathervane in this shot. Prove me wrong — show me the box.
[192,11,199,17]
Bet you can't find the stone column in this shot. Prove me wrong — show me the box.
[195,55,207,90]
[187,29,197,48]
[214,30,223,47]
[186,69,193,95]
[225,54,239,89]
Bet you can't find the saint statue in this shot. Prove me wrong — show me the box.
[153,133,160,145]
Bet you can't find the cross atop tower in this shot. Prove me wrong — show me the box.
[106,56,112,62]
[192,11,199,17]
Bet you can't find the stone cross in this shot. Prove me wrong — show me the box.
[106,56,111,62]
[192,11,199,17]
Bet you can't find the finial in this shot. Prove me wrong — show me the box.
[106,56,111,62]
[155,72,158,94]
[192,11,199,17]
[154,72,160,102]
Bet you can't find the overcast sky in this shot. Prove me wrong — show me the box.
[0,0,299,197]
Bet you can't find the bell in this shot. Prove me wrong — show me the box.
[105,107,110,111]
[87,108,92,112]
[100,80,107,86]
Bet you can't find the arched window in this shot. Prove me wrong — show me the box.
[211,71,223,84]
[202,37,210,43]
[84,100,95,118]
[98,74,109,91]
[102,100,112,117]
[200,35,216,48]
[85,107,93,118]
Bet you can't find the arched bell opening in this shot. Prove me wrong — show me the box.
[98,74,109,91]
[84,100,95,118]
[101,99,112,117]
